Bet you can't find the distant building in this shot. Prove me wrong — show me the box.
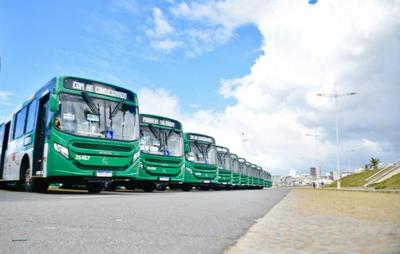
[316,166,321,179]
[310,167,321,179]
[289,169,296,177]
[310,167,316,177]
[271,175,281,186]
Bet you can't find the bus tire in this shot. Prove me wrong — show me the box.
[104,182,117,191]
[87,183,104,193]
[156,184,166,191]
[123,182,135,190]
[181,184,192,192]
[23,169,48,192]
[143,182,155,192]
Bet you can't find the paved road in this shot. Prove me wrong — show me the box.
[0,187,291,254]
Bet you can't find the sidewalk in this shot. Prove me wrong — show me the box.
[225,189,400,254]
[298,186,400,193]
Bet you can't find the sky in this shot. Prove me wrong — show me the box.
[1,0,399,176]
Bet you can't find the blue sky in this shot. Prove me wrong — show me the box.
[0,0,261,115]
[1,0,399,175]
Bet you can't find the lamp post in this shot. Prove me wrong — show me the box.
[306,133,320,178]
[317,83,356,189]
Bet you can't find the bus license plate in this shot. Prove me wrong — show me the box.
[159,177,170,181]
[203,180,210,184]
[96,170,112,177]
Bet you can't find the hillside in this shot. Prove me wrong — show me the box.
[371,173,400,189]
[328,169,380,187]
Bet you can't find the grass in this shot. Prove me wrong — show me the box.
[328,168,380,187]
[371,173,400,189]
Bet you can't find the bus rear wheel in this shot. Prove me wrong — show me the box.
[87,183,104,193]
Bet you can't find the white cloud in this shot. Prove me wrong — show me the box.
[147,7,174,38]
[150,38,182,52]
[112,0,139,14]
[138,87,181,119]
[362,138,382,153]
[0,91,14,106]
[146,0,400,175]
[145,7,183,52]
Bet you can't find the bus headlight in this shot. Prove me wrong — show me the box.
[132,151,140,162]
[186,168,193,174]
[54,143,69,158]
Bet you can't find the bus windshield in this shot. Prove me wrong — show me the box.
[187,142,216,165]
[217,152,230,169]
[56,93,139,141]
[230,156,239,173]
[140,126,183,156]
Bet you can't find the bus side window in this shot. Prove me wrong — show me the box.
[25,100,38,133]
[13,106,28,140]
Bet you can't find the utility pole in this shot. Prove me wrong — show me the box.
[317,83,356,189]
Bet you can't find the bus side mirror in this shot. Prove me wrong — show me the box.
[49,95,58,112]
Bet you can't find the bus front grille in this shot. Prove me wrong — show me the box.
[144,157,182,165]
[72,142,133,152]
[74,163,129,171]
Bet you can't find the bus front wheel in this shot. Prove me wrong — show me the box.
[143,182,156,192]
[156,184,167,191]
[181,184,193,192]
[23,169,48,192]
[87,183,104,193]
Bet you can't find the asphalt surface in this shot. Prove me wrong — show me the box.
[0,187,291,254]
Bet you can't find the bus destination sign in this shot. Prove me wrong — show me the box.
[64,78,128,100]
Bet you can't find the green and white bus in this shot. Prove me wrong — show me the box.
[0,76,140,193]
[230,153,240,188]
[182,133,217,191]
[250,163,258,188]
[238,158,247,188]
[256,166,263,189]
[215,145,232,189]
[136,114,184,192]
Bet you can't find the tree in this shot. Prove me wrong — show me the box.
[370,157,380,169]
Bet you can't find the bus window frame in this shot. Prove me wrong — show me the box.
[12,106,28,140]
[54,92,139,142]
[25,99,38,134]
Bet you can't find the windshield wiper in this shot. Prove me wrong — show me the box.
[165,129,173,146]
[194,141,212,163]
[149,125,160,140]
[111,100,125,118]
[82,91,100,115]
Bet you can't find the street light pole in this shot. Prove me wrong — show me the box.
[317,83,356,189]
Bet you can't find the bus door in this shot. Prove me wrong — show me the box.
[0,122,10,179]
[32,94,49,175]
